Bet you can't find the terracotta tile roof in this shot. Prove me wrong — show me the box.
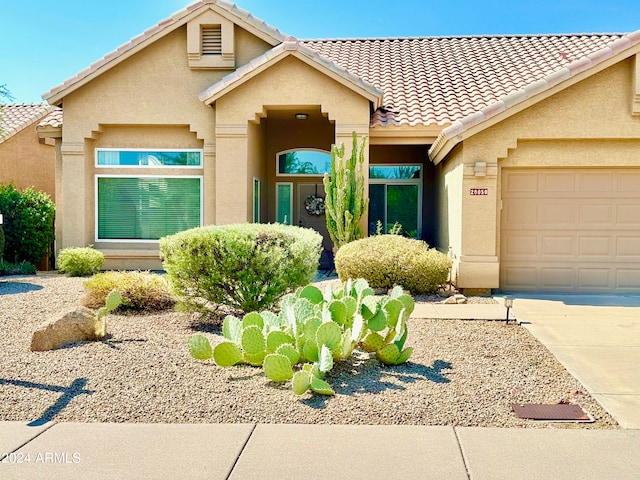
[0,104,57,143]
[42,0,287,103]
[302,33,633,128]
[37,107,63,129]
[428,30,640,162]
[199,37,383,104]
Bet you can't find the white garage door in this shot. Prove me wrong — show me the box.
[501,168,640,293]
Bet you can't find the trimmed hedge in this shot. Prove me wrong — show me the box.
[160,223,323,313]
[83,271,175,313]
[57,246,104,276]
[0,184,55,265]
[335,235,451,294]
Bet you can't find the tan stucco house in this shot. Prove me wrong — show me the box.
[40,0,640,293]
[0,104,60,200]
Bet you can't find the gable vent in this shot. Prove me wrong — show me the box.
[202,26,222,55]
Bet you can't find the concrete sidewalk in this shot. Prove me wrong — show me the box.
[1,422,639,480]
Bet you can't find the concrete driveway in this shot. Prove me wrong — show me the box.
[512,294,640,429]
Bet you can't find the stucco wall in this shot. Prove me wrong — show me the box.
[0,122,55,199]
[448,56,640,289]
[215,55,371,226]
[56,23,273,268]
[437,145,463,273]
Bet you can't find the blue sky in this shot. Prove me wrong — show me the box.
[2,0,639,103]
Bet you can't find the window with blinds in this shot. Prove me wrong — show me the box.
[201,26,222,55]
[97,176,202,241]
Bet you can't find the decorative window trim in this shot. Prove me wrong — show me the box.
[95,174,203,243]
[95,148,203,169]
[276,148,332,177]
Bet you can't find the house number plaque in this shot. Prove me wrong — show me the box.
[470,188,488,196]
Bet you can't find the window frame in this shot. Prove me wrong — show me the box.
[253,178,261,223]
[276,148,332,177]
[95,174,204,243]
[95,148,204,169]
[368,164,423,238]
[275,182,293,225]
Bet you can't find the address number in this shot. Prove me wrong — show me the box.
[470,188,488,196]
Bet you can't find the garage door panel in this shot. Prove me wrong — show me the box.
[617,237,640,257]
[579,236,611,256]
[579,172,613,192]
[541,203,575,225]
[617,204,640,226]
[501,168,640,293]
[579,204,612,225]
[542,236,574,256]
[504,171,538,193]
[503,201,537,226]
[578,269,611,289]
[541,267,574,288]
[617,172,640,192]
[541,172,575,193]
[504,234,538,256]
[617,269,640,289]
[502,266,538,289]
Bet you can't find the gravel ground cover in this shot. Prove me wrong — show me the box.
[0,274,616,428]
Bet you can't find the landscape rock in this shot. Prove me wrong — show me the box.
[455,294,467,304]
[31,306,102,351]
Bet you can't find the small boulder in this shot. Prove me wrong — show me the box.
[441,296,457,304]
[454,294,467,304]
[31,306,102,352]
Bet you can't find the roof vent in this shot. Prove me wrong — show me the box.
[202,26,222,55]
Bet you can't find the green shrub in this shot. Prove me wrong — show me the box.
[0,184,55,265]
[160,223,322,313]
[0,260,36,276]
[335,235,452,294]
[0,225,5,260]
[83,271,176,313]
[57,246,104,276]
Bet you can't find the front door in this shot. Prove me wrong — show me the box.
[297,183,332,251]
[297,182,334,270]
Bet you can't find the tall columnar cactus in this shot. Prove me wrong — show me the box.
[323,132,369,250]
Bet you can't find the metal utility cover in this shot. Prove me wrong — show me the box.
[511,403,594,422]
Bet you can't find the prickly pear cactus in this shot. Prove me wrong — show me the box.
[188,278,415,396]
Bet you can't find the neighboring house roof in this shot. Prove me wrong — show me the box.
[199,36,383,105]
[303,33,635,128]
[42,0,288,104]
[0,104,58,143]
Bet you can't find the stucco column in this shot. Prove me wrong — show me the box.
[215,123,249,224]
[335,124,370,237]
[457,161,500,290]
[202,143,216,226]
[59,142,86,249]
